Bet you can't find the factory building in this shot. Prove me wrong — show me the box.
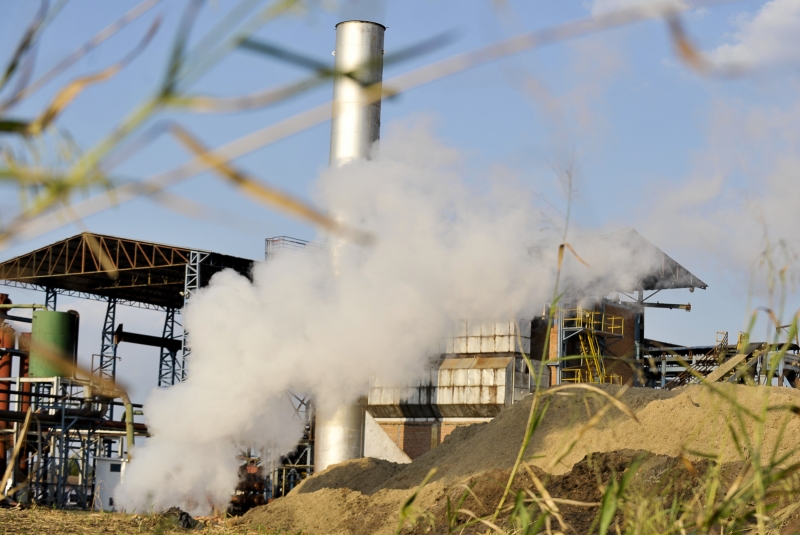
[2,17,799,512]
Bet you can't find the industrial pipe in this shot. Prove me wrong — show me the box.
[114,324,182,354]
[641,302,691,311]
[119,390,135,460]
[0,409,148,432]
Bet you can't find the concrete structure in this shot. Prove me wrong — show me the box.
[94,458,127,512]
[365,319,548,460]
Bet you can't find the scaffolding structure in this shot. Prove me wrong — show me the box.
[0,376,147,508]
[0,233,253,509]
[646,332,800,389]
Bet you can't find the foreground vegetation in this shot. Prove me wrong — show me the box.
[0,507,288,535]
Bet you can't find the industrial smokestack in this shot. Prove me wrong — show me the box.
[329,20,385,166]
[315,20,385,474]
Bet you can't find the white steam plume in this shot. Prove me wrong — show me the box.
[115,121,661,513]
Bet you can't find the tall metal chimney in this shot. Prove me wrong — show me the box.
[314,20,385,474]
[329,20,385,166]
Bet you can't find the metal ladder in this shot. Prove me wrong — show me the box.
[578,329,607,383]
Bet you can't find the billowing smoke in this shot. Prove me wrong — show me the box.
[114,121,661,513]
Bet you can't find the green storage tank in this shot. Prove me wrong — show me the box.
[30,310,79,378]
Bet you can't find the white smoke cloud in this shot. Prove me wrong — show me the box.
[637,96,800,296]
[115,120,663,513]
[711,0,800,67]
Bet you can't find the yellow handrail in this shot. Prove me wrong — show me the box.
[562,308,624,336]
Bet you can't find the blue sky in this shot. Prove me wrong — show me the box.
[1,0,798,401]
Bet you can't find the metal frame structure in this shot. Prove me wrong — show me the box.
[0,376,148,509]
[0,233,253,510]
[179,251,209,381]
[0,233,253,388]
[95,298,118,382]
[157,307,179,387]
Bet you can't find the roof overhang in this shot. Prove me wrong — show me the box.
[0,233,253,309]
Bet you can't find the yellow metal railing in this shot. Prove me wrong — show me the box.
[561,365,622,385]
[560,308,625,385]
[562,309,624,336]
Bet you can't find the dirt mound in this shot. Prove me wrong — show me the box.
[292,457,406,495]
[237,384,800,534]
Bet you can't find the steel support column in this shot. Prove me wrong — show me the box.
[95,297,118,420]
[45,288,57,311]
[180,251,208,381]
[158,307,178,387]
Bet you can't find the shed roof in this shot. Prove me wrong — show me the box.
[0,233,253,309]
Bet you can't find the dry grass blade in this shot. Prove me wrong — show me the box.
[455,509,506,533]
[178,31,456,114]
[564,243,590,267]
[0,0,49,93]
[0,0,161,112]
[4,0,723,247]
[395,468,437,535]
[2,102,332,248]
[521,461,569,532]
[238,38,332,74]
[541,383,638,423]
[455,482,484,510]
[162,0,203,96]
[26,16,161,135]
[169,124,373,245]
[80,227,119,279]
[666,15,744,77]
[548,497,601,507]
[171,76,327,113]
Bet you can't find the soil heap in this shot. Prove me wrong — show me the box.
[236,384,800,534]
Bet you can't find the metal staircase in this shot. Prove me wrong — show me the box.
[562,308,623,385]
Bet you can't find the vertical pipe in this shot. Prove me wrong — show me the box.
[315,20,385,474]
[329,21,385,166]
[314,399,366,473]
[634,289,644,387]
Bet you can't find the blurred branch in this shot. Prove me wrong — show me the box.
[172,30,457,113]
[27,16,161,135]
[0,0,49,94]
[0,0,161,112]
[168,123,373,244]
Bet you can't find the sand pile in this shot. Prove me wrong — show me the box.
[237,384,800,534]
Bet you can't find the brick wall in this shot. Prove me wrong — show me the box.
[530,317,559,362]
[602,302,638,385]
[378,422,440,460]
